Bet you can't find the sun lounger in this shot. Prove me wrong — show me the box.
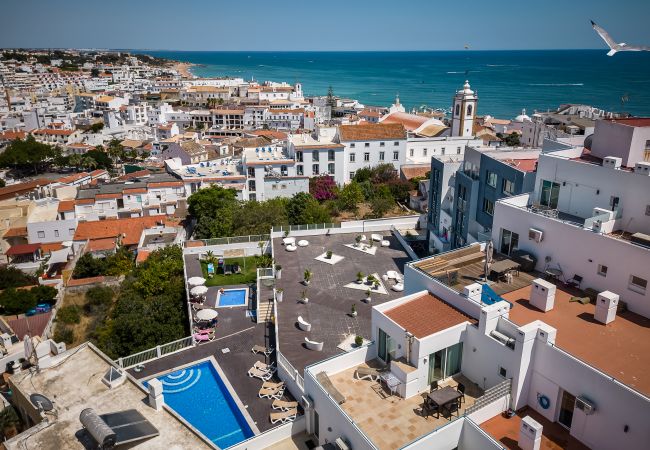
[272,399,299,411]
[248,367,273,381]
[253,361,277,375]
[259,385,285,399]
[316,372,346,404]
[355,367,384,381]
[270,408,297,424]
[224,265,233,275]
[193,332,215,343]
[262,381,285,390]
[252,344,274,356]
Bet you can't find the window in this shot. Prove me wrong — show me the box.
[280,165,288,176]
[349,153,355,162]
[500,228,519,255]
[645,140,650,162]
[457,147,461,154]
[486,171,498,188]
[349,172,355,180]
[328,150,335,161]
[350,143,355,148]
[312,151,319,161]
[441,147,445,155]
[423,148,427,157]
[629,275,647,294]
[499,367,507,377]
[281,184,287,189]
[37,231,45,238]
[455,104,460,116]
[296,151,303,162]
[248,167,255,177]
[364,152,370,162]
[379,151,385,161]
[393,151,399,161]
[380,142,385,147]
[69,228,75,235]
[483,198,494,216]
[409,148,414,157]
[394,141,399,146]
[364,142,370,148]
[597,265,608,277]
[502,178,516,195]
[539,180,560,207]
[312,164,319,174]
[272,184,278,190]
[54,230,60,237]
[297,165,303,176]
[467,104,473,117]
[328,163,335,174]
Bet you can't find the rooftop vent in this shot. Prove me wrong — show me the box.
[634,161,650,176]
[102,366,126,389]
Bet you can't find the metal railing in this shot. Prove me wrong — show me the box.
[465,378,512,415]
[277,350,304,392]
[116,336,195,369]
[187,234,269,247]
[272,223,340,233]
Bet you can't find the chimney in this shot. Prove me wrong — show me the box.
[147,378,164,411]
[594,291,618,325]
[529,278,556,312]
[519,416,542,450]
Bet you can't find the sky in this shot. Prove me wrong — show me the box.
[1,0,649,51]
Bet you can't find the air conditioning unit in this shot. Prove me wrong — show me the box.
[603,156,622,170]
[490,330,515,348]
[335,438,351,450]
[528,228,543,243]
[575,396,596,415]
[634,161,650,176]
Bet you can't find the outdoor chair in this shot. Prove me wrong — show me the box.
[567,274,583,289]
[253,361,277,375]
[224,265,233,275]
[270,408,297,424]
[430,380,439,391]
[421,397,439,419]
[261,381,285,390]
[248,366,273,381]
[444,399,460,419]
[233,263,241,274]
[457,383,466,403]
[354,367,385,381]
[252,344,274,356]
[272,399,299,411]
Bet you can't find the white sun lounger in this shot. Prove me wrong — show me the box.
[259,385,285,399]
[270,408,297,424]
[252,344,274,356]
[248,366,273,381]
[272,399,299,411]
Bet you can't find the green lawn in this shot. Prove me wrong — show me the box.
[200,257,258,287]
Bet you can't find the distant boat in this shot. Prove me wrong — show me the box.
[591,20,650,56]
[464,44,470,50]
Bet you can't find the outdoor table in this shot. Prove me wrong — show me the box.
[427,386,462,419]
[490,259,520,280]
[545,267,562,281]
[379,372,401,397]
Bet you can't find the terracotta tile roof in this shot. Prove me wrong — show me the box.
[339,123,406,141]
[401,165,430,180]
[3,227,28,238]
[0,179,51,200]
[249,130,288,140]
[57,172,90,184]
[117,169,151,181]
[124,187,147,194]
[86,237,116,252]
[74,216,177,246]
[359,109,382,118]
[148,181,183,188]
[32,128,75,136]
[136,249,151,263]
[76,198,95,205]
[41,242,64,254]
[90,169,108,177]
[185,240,205,248]
[95,193,121,200]
[385,293,476,338]
[0,131,26,141]
[501,159,538,173]
[381,112,428,131]
[6,243,41,256]
[57,200,76,212]
[607,117,650,127]
[6,311,52,339]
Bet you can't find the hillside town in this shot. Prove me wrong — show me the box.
[0,48,649,450]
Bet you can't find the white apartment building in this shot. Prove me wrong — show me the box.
[288,127,346,184]
[406,136,482,164]
[590,117,650,166]
[338,123,407,182]
[267,108,304,130]
[26,198,77,244]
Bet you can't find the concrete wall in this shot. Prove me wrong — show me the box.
[527,343,650,450]
[343,139,406,183]
[271,215,422,238]
[458,418,505,449]
[491,198,650,317]
[228,416,306,450]
[401,417,464,449]
[591,120,650,167]
[461,323,516,392]
[27,218,77,244]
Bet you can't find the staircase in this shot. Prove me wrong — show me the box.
[257,298,274,323]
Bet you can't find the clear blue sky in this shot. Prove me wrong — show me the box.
[1,0,649,51]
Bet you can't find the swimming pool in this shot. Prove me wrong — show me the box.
[217,288,248,307]
[146,361,254,448]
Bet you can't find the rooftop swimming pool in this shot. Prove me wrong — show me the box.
[217,288,248,307]
[146,360,254,448]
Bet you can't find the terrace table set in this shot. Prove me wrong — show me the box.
[425,386,463,419]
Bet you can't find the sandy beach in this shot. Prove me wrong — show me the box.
[173,62,195,78]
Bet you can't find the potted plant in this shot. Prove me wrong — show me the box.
[365,289,372,302]
[284,229,290,238]
[366,274,376,286]
[355,235,362,247]
[373,280,380,290]
[326,250,333,259]
[354,335,364,347]
[301,290,309,303]
[275,264,282,279]
[276,288,284,302]
[303,269,313,285]
[356,271,365,284]
[350,304,357,317]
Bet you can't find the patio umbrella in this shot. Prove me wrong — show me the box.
[195,308,219,321]
[190,285,208,297]
[188,276,206,287]
[484,240,494,281]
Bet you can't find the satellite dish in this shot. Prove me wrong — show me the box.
[30,393,54,412]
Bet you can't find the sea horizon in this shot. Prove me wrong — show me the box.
[138,49,650,119]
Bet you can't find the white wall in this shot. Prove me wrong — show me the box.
[461,323,516,392]
[527,343,650,450]
[458,418,505,449]
[491,198,650,317]
[27,218,77,244]
[227,416,306,450]
[343,139,406,182]
[400,417,464,450]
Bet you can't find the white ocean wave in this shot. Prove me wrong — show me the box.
[528,83,584,86]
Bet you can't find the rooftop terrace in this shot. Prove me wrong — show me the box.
[503,283,650,396]
[273,232,412,372]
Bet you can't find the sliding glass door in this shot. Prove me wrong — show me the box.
[378,328,396,363]
[428,342,463,384]
[540,180,560,209]
[500,229,519,255]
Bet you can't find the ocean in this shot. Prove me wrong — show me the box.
[140,50,650,119]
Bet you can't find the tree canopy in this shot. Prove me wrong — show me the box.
[0,136,61,175]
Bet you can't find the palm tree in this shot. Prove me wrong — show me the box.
[81,156,98,170]
[68,154,83,170]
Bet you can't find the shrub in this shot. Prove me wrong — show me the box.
[30,285,58,304]
[0,267,37,290]
[355,335,364,347]
[53,326,74,345]
[0,288,36,315]
[84,286,114,314]
[57,305,81,324]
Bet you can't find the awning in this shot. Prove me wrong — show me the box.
[48,248,71,265]
[6,243,40,256]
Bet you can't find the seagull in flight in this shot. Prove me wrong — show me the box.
[591,20,650,56]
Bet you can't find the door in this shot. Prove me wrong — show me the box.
[378,329,395,363]
[428,343,464,384]
[428,350,444,384]
[558,390,576,429]
[500,229,519,255]
[445,342,463,377]
[540,180,560,209]
[313,410,319,438]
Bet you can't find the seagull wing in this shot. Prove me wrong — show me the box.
[623,45,650,52]
[591,20,618,49]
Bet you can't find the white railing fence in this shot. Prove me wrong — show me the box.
[186,234,270,247]
[116,336,195,369]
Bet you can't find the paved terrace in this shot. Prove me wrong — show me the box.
[130,254,291,432]
[329,362,483,450]
[503,282,650,396]
[273,232,412,372]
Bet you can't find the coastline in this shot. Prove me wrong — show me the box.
[173,62,196,78]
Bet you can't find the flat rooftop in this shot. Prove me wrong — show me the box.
[503,283,650,396]
[273,232,412,372]
[7,344,212,450]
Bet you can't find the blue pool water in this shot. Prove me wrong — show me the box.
[147,361,253,448]
[218,289,247,307]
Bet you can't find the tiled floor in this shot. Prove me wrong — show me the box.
[266,432,315,450]
[481,407,589,450]
[328,363,482,450]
